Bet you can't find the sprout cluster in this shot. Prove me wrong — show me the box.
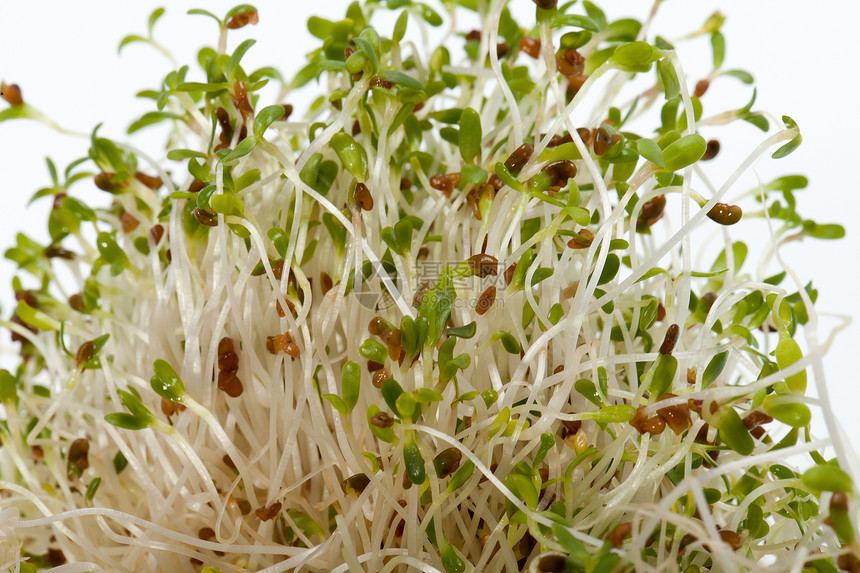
[0,1,855,572]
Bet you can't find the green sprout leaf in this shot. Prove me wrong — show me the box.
[253,104,287,139]
[611,42,660,73]
[802,465,853,494]
[458,107,482,164]
[404,439,427,484]
[663,134,706,172]
[150,359,187,403]
[441,544,466,573]
[330,133,368,180]
[341,361,360,413]
[717,406,754,455]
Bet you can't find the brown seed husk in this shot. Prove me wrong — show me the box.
[475,286,496,315]
[254,501,282,522]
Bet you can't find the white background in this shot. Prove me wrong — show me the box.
[1,1,858,442]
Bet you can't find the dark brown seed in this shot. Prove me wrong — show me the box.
[320,272,333,295]
[504,263,517,285]
[707,203,742,225]
[429,173,462,197]
[660,324,680,355]
[281,104,293,120]
[75,341,96,368]
[470,183,496,220]
[372,369,389,388]
[371,412,394,428]
[504,143,533,175]
[475,286,496,315]
[120,211,139,233]
[217,370,243,397]
[369,76,395,90]
[344,46,355,59]
[68,293,85,311]
[576,127,594,147]
[642,415,666,435]
[433,448,462,479]
[161,398,185,418]
[556,49,585,76]
[189,178,207,193]
[400,177,412,190]
[531,0,558,8]
[341,473,371,495]
[547,132,573,147]
[384,329,402,360]
[193,207,218,227]
[217,336,234,357]
[226,9,258,29]
[466,188,481,220]
[637,195,667,228]
[687,368,697,385]
[689,399,719,416]
[837,554,860,573]
[255,501,282,522]
[368,317,392,337]
[271,259,286,281]
[519,37,542,58]
[198,527,216,541]
[367,360,384,373]
[230,498,250,515]
[567,228,593,249]
[656,302,666,322]
[231,81,253,121]
[593,127,615,156]
[553,365,564,374]
[467,253,499,277]
[465,29,481,42]
[15,290,37,307]
[94,172,122,192]
[488,173,504,190]
[353,182,374,211]
[134,171,162,189]
[216,107,233,140]
[742,410,773,431]
[560,419,582,439]
[543,160,577,187]
[266,332,300,357]
[52,193,67,210]
[630,407,666,435]
[538,555,566,572]
[218,349,239,373]
[68,438,89,472]
[496,42,510,59]
[566,74,588,100]
[703,139,720,160]
[831,491,850,513]
[693,79,710,98]
[10,312,38,343]
[46,548,66,567]
[657,397,692,435]
[351,120,361,136]
[609,522,632,549]
[1,83,23,106]
[222,454,237,469]
[44,245,74,259]
[717,530,742,551]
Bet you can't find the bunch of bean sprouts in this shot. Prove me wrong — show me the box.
[0,1,857,572]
